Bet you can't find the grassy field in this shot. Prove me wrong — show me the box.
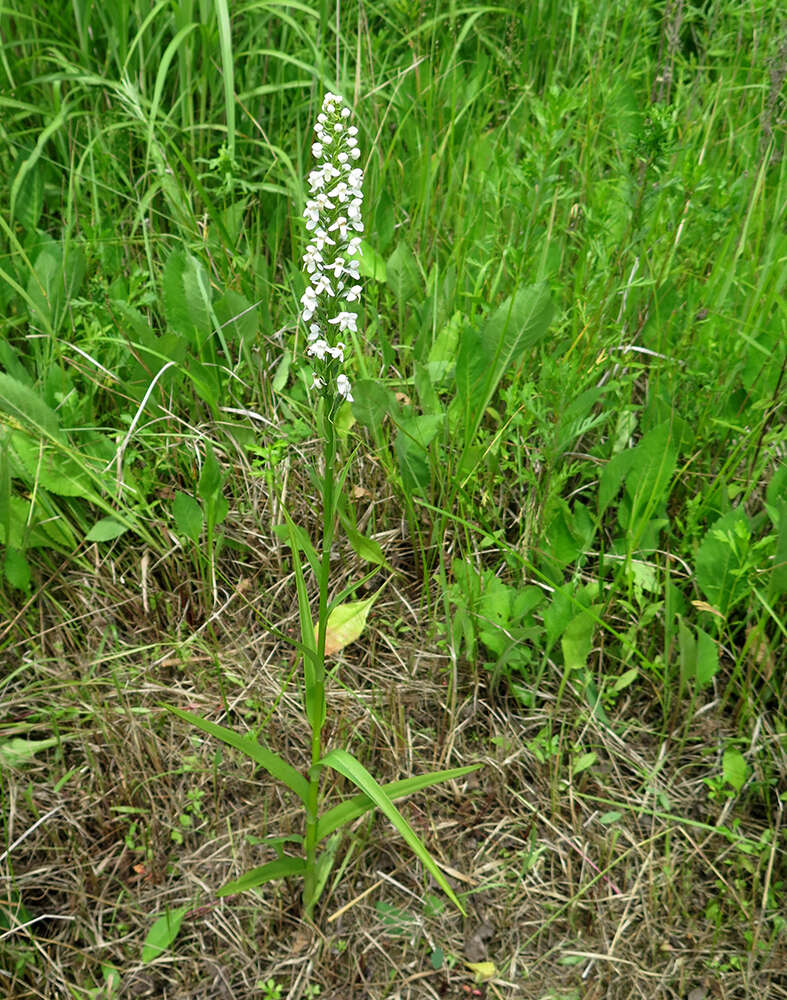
[1,1,786,997]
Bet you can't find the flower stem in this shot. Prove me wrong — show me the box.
[303,415,336,918]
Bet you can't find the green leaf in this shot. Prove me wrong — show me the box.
[695,626,719,687]
[560,608,597,671]
[426,312,463,384]
[272,348,291,392]
[315,764,481,842]
[722,747,748,792]
[340,515,392,569]
[599,450,636,515]
[86,518,128,543]
[162,249,212,347]
[0,373,62,439]
[0,736,59,767]
[141,907,188,963]
[172,493,203,543]
[217,856,306,897]
[394,413,444,493]
[319,748,468,914]
[214,289,258,346]
[456,284,552,446]
[351,379,393,429]
[3,547,30,592]
[356,241,387,282]
[386,242,421,306]
[319,594,378,656]
[198,444,223,502]
[274,516,320,580]
[612,667,638,694]
[695,509,751,615]
[769,499,787,599]
[166,706,309,803]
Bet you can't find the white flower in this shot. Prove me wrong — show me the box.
[312,228,335,252]
[336,374,353,401]
[300,92,364,404]
[328,311,358,334]
[329,216,350,241]
[300,286,318,321]
[307,338,329,360]
[303,245,323,273]
[312,273,334,297]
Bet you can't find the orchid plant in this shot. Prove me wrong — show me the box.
[168,92,479,921]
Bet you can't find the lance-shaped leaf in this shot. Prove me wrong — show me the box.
[166,706,309,803]
[316,764,481,842]
[320,748,468,914]
[217,856,306,897]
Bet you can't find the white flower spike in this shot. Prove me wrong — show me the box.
[300,92,363,408]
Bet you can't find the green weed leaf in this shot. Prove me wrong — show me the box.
[172,493,203,543]
[162,249,212,346]
[86,518,128,542]
[722,748,748,792]
[695,509,751,615]
[141,907,188,963]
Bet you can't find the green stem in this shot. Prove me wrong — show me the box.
[303,414,336,918]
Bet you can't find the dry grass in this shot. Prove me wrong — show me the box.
[1,475,786,1000]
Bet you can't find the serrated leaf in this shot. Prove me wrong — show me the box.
[86,518,128,542]
[318,594,378,656]
[141,907,188,963]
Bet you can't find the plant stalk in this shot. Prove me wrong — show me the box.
[303,414,336,917]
